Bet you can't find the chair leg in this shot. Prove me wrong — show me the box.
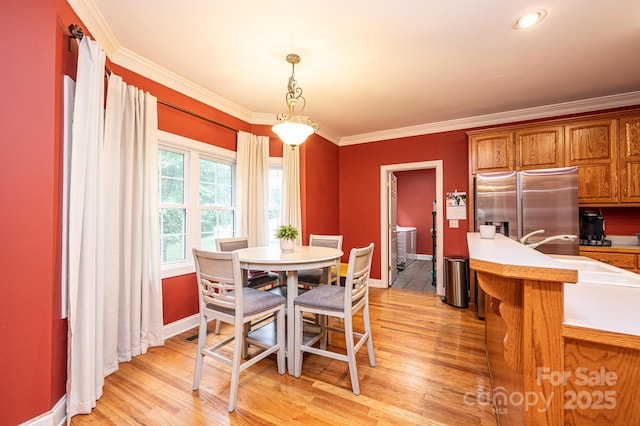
[228,321,244,412]
[319,314,327,350]
[214,319,221,335]
[293,305,303,377]
[343,316,360,395]
[241,322,251,359]
[193,315,207,390]
[324,313,334,346]
[363,302,376,367]
[276,307,285,375]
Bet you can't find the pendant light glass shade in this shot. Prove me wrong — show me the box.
[272,121,315,146]
[273,54,318,147]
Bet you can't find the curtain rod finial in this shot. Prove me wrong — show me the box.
[68,24,84,51]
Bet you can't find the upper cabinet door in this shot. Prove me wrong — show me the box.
[565,119,618,204]
[515,126,564,170]
[619,115,640,203]
[469,131,514,174]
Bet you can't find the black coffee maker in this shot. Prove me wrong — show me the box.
[579,210,605,243]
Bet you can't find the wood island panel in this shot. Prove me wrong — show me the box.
[468,232,640,425]
[469,233,576,425]
[564,337,640,425]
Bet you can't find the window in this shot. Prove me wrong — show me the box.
[159,149,187,263]
[158,131,236,277]
[199,157,234,250]
[268,161,283,246]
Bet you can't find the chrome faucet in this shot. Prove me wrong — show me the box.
[520,229,577,249]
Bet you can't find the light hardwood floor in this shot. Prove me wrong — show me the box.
[71,288,496,425]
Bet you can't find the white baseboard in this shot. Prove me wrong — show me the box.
[19,320,204,425]
[20,395,66,426]
[163,313,199,338]
[370,277,384,288]
[415,254,432,261]
[21,316,200,426]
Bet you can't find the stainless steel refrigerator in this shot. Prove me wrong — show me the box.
[474,167,579,317]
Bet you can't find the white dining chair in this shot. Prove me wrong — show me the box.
[215,236,282,356]
[216,236,280,290]
[297,234,343,289]
[293,242,375,395]
[192,248,285,412]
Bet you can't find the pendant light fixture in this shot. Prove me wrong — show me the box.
[272,54,318,147]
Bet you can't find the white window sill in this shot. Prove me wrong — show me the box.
[161,264,196,279]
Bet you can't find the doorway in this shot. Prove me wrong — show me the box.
[379,161,444,296]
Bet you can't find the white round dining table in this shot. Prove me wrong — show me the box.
[235,245,343,374]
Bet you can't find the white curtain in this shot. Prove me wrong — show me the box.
[66,36,106,418]
[281,146,302,244]
[235,131,269,246]
[66,37,164,419]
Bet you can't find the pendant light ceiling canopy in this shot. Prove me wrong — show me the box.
[272,54,319,147]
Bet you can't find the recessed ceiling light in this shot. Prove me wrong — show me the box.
[513,9,547,29]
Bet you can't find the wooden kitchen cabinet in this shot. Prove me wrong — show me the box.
[579,247,639,272]
[515,126,564,170]
[515,125,564,170]
[619,115,640,203]
[468,108,640,208]
[469,131,514,174]
[565,118,618,204]
[469,126,563,174]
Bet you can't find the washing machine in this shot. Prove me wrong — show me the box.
[397,226,417,268]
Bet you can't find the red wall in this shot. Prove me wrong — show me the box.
[300,135,340,242]
[6,2,638,424]
[396,169,436,255]
[1,3,339,423]
[594,207,640,236]
[339,130,470,279]
[0,1,60,424]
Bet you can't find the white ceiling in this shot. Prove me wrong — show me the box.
[72,0,640,145]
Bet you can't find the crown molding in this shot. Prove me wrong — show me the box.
[67,0,640,148]
[339,91,640,146]
[67,0,119,56]
[68,0,253,123]
[111,48,253,122]
[315,126,340,145]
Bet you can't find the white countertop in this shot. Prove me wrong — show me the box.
[467,232,640,337]
[606,235,640,249]
[467,232,579,283]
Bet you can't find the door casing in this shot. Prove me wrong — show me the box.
[378,161,444,296]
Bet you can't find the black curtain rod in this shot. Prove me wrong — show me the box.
[68,23,239,134]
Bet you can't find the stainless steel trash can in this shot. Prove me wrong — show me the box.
[444,257,468,308]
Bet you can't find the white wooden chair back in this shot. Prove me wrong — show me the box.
[309,234,343,250]
[215,236,249,252]
[344,243,374,312]
[193,248,243,313]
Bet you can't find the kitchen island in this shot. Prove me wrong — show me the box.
[468,233,640,425]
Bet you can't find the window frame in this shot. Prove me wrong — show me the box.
[267,157,283,247]
[158,130,236,278]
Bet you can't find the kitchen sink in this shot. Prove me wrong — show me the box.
[549,254,640,336]
[548,254,626,274]
[548,254,640,287]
